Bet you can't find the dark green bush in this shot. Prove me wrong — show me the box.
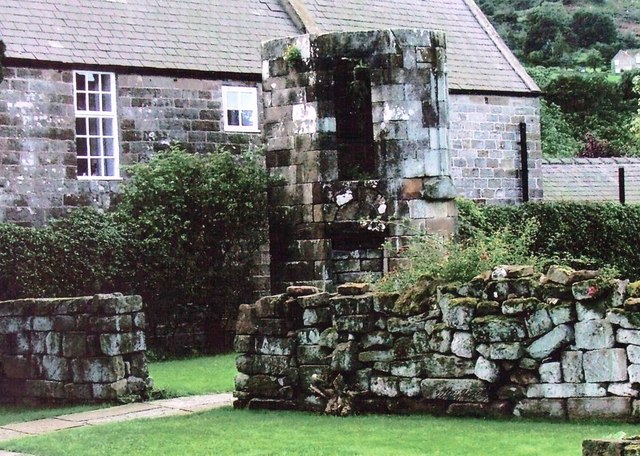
[0,146,272,354]
[458,200,640,280]
[0,208,133,300]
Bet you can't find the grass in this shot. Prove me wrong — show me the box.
[148,352,236,396]
[2,407,639,456]
[0,353,236,427]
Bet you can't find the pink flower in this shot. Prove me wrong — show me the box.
[588,286,598,297]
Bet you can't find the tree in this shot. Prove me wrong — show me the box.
[571,10,618,48]
[523,3,572,65]
[574,49,605,71]
[632,76,640,149]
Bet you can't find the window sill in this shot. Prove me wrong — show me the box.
[77,176,124,182]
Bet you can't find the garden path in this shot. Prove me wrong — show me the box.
[0,392,233,451]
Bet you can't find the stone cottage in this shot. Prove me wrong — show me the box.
[0,0,541,228]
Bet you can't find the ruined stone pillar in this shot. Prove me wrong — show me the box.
[262,29,457,293]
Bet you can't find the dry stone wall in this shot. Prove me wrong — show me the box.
[0,293,151,404]
[235,265,640,420]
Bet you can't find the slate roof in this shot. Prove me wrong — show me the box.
[0,0,538,93]
[0,0,299,74]
[302,0,538,93]
[542,158,640,203]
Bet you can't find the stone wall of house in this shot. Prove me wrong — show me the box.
[0,65,260,226]
[583,437,640,455]
[235,265,640,421]
[0,293,151,404]
[449,94,543,204]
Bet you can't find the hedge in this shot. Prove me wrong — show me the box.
[457,199,640,280]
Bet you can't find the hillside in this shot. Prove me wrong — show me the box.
[477,0,640,67]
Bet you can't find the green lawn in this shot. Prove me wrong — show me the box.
[1,407,637,456]
[148,352,236,396]
[0,353,236,427]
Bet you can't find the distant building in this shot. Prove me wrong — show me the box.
[612,49,640,73]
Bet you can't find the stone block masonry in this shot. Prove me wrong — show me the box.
[449,94,543,204]
[235,266,640,421]
[0,293,151,404]
[0,66,260,226]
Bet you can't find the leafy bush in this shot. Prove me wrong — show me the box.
[0,145,272,353]
[457,200,640,281]
[376,213,542,292]
[0,208,133,300]
[115,145,272,340]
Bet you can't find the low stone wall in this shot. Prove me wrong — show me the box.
[583,437,640,455]
[234,265,640,420]
[0,293,151,404]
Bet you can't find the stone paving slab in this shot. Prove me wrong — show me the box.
[3,418,85,435]
[0,393,234,443]
[57,402,162,422]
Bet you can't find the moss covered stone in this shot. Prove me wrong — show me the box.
[476,301,501,316]
[501,297,542,315]
[471,316,526,343]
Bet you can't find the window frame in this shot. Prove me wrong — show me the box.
[73,70,121,180]
[221,85,260,133]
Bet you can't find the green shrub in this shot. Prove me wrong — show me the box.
[114,145,272,342]
[458,200,640,281]
[0,208,132,300]
[376,215,542,292]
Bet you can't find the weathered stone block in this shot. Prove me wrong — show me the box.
[548,300,575,325]
[471,316,526,343]
[626,298,640,313]
[303,307,332,326]
[561,351,584,383]
[255,295,286,318]
[331,296,372,316]
[451,331,475,358]
[331,341,358,372]
[297,328,320,346]
[390,360,423,377]
[608,383,638,398]
[576,301,607,321]
[618,329,640,345]
[371,376,400,397]
[286,285,319,297]
[335,315,374,333]
[486,342,524,360]
[421,379,489,403]
[439,296,477,330]
[575,319,614,350]
[298,292,330,309]
[502,297,541,315]
[72,357,125,383]
[629,346,640,364]
[236,304,259,334]
[298,365,329,393]
[582,439,631,456]
[358,350,395,363]
[41,355,70,382]
[608,309,640,330]
[423,354,475,378]
[318,327,338,349]
[526,324,573,359]
[234,335,253,353]
[628,364,640,383]
[539,362,562,384]
[583,349,627,383]
[236,355,292,376]
[337,283,370,296]
[475,356,499,382]
[372,293,399,313]
[513,399,566,419]
[428,326,452,353]
[363,331,393,349]
[255,337,293,356]
[63,332,87,358]
[525,308,553,338]
[26,380,65,399]
[526,383,606,399]
[398,378,422,397]
[297,345,326,365]
[572,279,603,301]
[388,314,430,334]
[567,397,631,420]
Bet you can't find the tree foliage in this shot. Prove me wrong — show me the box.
[571,10,618,48]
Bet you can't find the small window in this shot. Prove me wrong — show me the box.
[73,71,120,179]
[222,86,259,132]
